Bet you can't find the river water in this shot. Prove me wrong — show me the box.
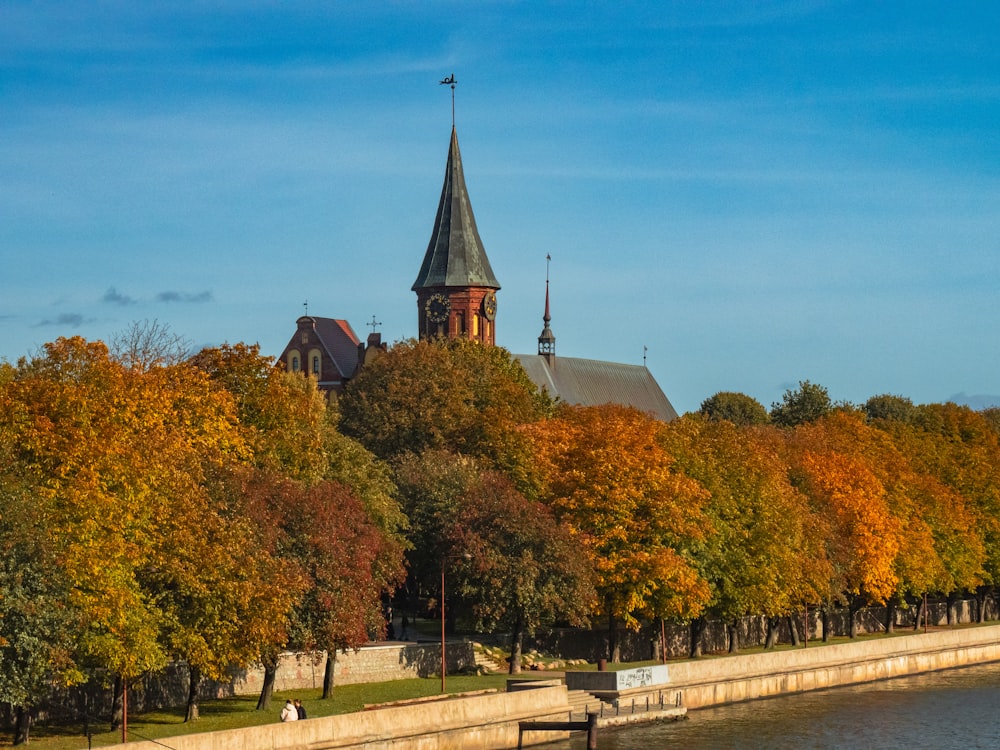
[551,662,1000,749]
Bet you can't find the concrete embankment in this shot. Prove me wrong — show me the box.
[119,625,1000,750]
[568,624,1000,712]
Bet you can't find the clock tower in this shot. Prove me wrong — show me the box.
[412,127,500,344]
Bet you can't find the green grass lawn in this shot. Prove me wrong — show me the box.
[15,673,529,750]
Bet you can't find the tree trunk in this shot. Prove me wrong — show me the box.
[689,617,706,658]
[884,601,895,633]
[184,666,201,722]
[13,706,32,746]
[509,615,525,674]
[256,656,277,711]
[821,606,830,642]
[727,620,740,654]
[787,615,800,646]
[913,596,924,631]
[110,674,124,730]
[848,598,860,638]
[977,586,992,622]
[607,612,621,663]
[764,616,780,649]
[322,649,337,699]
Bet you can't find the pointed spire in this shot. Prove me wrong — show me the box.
[538,254,555,361]
[412,128,500,292]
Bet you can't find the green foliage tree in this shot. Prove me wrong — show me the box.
[0,474,83,745]
[338,339,551,478]
[771,380,833,426]
[699,391,770,425]
[864,394,918,423]
[395,451,594,673]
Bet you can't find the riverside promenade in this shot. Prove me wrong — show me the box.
[116,624,1000,750]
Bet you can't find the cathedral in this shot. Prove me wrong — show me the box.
[278,126,678,421]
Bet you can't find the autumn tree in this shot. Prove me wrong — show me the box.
[780,415,905,638]
[662,417,827,654]
[191,343,406,707]
[526,404,710,661]
[884,404,1000,620]
[244,476,403,699]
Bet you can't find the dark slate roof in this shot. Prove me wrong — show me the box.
[514,354,679,422]
[412,127,501,291]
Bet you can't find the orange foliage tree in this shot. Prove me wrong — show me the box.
[526,404,710,661]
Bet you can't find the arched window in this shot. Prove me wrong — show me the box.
[291,355,300,372]
[312,355,320,374]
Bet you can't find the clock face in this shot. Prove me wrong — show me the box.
[425,293,451,324]
[482,292,497,321]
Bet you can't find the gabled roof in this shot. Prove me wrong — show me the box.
[514,354,679,422]
[311,318,361,379]
[279,316,361,383]
[412,127,500,291]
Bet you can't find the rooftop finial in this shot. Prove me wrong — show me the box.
[544,254,551,324]
[439,74,457,128]
[303,300,309,316]
[643,345,648,366]
[367,315,382,333]
[538,254,555,360]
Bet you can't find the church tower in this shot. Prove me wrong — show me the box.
[412,127,500,344]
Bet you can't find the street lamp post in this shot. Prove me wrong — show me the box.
[440,562,447,693]
[440,553,471,694]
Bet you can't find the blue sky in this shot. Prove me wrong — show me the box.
[2,1,999,415]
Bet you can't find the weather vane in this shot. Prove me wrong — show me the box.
[440,73,457,127]
[303,300,309,316]
[643,345,648,366]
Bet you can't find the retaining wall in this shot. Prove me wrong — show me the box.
[119,685,571,750]
[569,624,1000,710]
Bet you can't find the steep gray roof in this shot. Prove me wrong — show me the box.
[514,354,679,422]
[412,127,500,291]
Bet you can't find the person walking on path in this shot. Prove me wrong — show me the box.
[280,700,298,722]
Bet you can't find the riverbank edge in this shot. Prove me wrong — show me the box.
[592,623,1000,713]
[115,625,1000,750]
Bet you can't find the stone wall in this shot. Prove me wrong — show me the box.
[566,624,1000,710]
[119,684,573,750]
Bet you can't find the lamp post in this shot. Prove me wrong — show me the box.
[440,562,447,693]
[440,552,471,694]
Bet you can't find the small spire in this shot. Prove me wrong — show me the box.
[643,345,648,366]
[538,254,555,361]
